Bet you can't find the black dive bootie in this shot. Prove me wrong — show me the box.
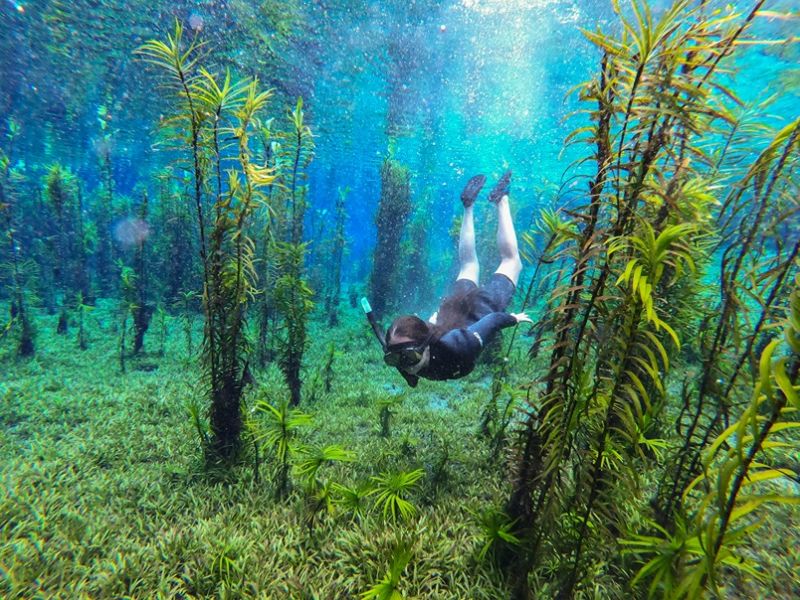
[488,170,512,203]
[461,174,486,207]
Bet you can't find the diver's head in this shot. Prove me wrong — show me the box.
[384,315,432,371]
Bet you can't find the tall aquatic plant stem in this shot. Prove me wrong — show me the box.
[661,120,800,520]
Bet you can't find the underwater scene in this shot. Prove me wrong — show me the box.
[1,0,799,598]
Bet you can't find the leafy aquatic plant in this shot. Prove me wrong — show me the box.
[130,192,153,355]
[326,185,349,326]
[332,481,372,524]
[368,468,424,523]
[473,508,521,564]
[269,97,316,405]
[361,539,414,600]
[500,1,789,597]
[368,157,412,318]
[622,276,800,598]
[137,22,276,459]
[250,396,312,499]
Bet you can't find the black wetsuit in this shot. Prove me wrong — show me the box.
[402,273,517,386]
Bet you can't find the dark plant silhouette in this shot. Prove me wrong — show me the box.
[369,156,412,318]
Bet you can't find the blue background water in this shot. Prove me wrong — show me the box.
[1,0,797,292]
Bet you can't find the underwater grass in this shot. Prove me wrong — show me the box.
[0,299,797,599]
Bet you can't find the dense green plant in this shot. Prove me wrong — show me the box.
[251,396,313,499]
[332,481,372,524]
[369,156,412,318]
[130,192,153,355]
[622,277,800,598]
[273,241,314,406]
[326,185,349,326]
[500,2,792,597]
[368,468,424,523]
[473,507,521,563]
[117,262,137,372]
[75,292,90,350]
[137,22,276,459]
[362,539,414,600]
[377,396,402,438]
[0,125,35,357]
[271,98,316,406]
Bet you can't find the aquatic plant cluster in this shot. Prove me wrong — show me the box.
[1,0,798,598]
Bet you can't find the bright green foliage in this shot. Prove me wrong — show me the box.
[362,540,414,600]
[368,469,424,523]
[273,241,315,406]
[332,482,372,523]
[622,278,800,598]
[503,1,796,598]
[473,508,521,562]
[294,443,356,487]
[251,396,312,498]
[137,22,277,459]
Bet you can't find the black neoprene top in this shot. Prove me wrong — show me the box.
[401,311,517,387]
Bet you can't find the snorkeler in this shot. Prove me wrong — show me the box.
[364,171,531,387]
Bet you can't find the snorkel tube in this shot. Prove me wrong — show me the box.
[361,297,387,350]
[361,297,419,387]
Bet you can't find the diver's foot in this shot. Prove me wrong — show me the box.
[488,170,512,204]
[461,174,486,207]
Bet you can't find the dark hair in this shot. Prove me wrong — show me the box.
[386,315,431,348]
[386,284,479,348]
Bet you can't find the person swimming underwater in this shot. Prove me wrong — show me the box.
[379,170,531,387]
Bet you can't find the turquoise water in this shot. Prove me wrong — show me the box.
[1,1,799,598]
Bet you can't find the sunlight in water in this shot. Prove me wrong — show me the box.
[461,0,561,15]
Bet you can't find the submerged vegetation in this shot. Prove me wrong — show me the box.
[1,1,798,598]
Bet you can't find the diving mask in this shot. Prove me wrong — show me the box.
[383,342,427,369]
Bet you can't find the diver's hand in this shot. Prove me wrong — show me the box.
[510,312,532,324]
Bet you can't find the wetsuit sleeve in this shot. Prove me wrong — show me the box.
[467,312,517,347]
[436,312,516,367]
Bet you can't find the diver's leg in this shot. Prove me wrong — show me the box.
[457,204,479,284]
[490,172,522,285]
[456,175,485,284]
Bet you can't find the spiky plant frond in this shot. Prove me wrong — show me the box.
[368,469,424,523]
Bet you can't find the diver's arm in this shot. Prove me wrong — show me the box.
[467,312,517,347]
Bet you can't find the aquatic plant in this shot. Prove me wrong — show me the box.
[251,397,312,499]
[332,481,372,524]
[44,164,88,330]
[368,468,424,523]
[499,1,796,597]
[75,292,90,350]
[377,396,402,438]
[294,443,356,490]
[473,507,521,564]
[622,277,800,597]
[362,539,414,600]
[326,185,349,326]
[117,262,136,372]
[273,241,315,406]
[0,131,36,357]
[137,23,276,459]
[369,157,413,318]
[130,192,153,355]
[271,98,316,406]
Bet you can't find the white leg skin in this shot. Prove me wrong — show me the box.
[457,204,479,283]
[494,195,522,285]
